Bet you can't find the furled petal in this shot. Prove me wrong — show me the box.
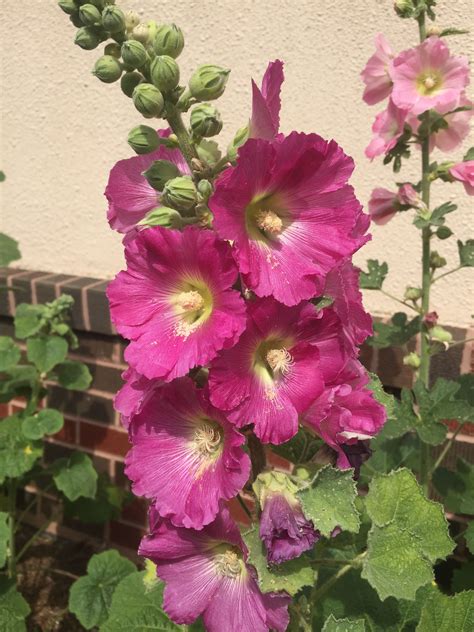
[250,60,284,140]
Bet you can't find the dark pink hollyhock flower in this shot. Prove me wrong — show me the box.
[125,378,250,530]
[114,368,161,430]
[210,132,368,306]
[323,260,373,348]
[302,361,386,469]
[250,59,284,140]
[365,99,408,160]
[107,226,246,381]
[361,33,395,105]
[209,298,348,445]
[450,161,474,195]
[105,130,189,234]
[140,507,290,632]
[368,187,399,225]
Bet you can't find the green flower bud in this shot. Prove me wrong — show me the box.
[190,103,223,138]
[93,54,122,83]
[132,23,150,44]
[104,42,121,57]
[125,10,140,31]
[430,325,453,344]
[143,160,181,191]
[153,24,184,59]
[138,206,183,229]
[128,125,160,154]
[58,0,78,15]
[162,176,198,211]
[150,55,180,93]
[121,40,147,68]
[436,226,453,240]
[404,286,422,301]
[75,26,101,50]
[197,179,213,201]
[394,0,415,18]
[101,5,125,33]
[227,124,249,163]
[403,352,421,369]
[87,0,106,8]
[189,64,230,101]
[253,472,299,508]
[121,71,142,98]
[430,251,447,269]
[79,3,101,25]
[69,12,83,28]
[132,83,164,118]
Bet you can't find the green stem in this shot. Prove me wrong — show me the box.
[15,519,52,564]
[380,289,421,313]
[165,104,199,175]
[7,479,17,580]
[429,422,465,478]
[432,265,464,283]
[310,552,366,604]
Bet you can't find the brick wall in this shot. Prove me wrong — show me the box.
[1,266,473,555]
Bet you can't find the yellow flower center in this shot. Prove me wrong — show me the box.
[416,70,443,96]
[214,548,244,579]
[175,290,205,312]
[255,209,283,235]
[171,279,213,338]
[193,419,223,457]
[265,347,294,375]
[245,193,288,244]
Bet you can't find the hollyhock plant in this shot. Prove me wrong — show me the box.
[365,99,408,159]
[361,33,394,105]
[391,36,469,115]
[250,59,284,140]
[140,507,290,631]
[114,367,161,430]
[450,160,474,195]
[211,132,368,305]
[125,378,250,529]
[367,187,399,224]
[107,226,246,380]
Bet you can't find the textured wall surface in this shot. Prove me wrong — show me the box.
[1,0,473,325]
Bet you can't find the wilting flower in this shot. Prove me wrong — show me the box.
[107,226,246,380]
[361,33,394,105]
[368,187,399,224]
[209,298,349,444]
[125,378,250,529]
[391,37,469,115]
[250,59,284,140]
[105,130,189,233]
[397,183,421,207]
[254,472,317,564]
[302,361,386,469]
[450,160,474,195]
[140,507,290,632]
[114,368,161,430]
[211,132,368,306]
[365,99,408,160]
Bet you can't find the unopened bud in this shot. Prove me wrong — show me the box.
[104,42,121,58]
[153,24,184,59]
[128,125,160,154]
[58,0,78,15]
[189,64,230,101]
[102,5,125,33]
[430,251,447,269]
[394,0,415,18]
[403,352,421,369]
[427,25,442,37]
[132,23,150,44]
[75,26,101,50]
[197,179,213,201]
[132,83,164,118]
[125,10,140,31]
[143,160,181,191]
[150,55,180,93]
[228,124,249,163]
[70,12,84,27]
[190,103,223,138]
[404,286,422,301]
[79,3,101,25]
[436,226,453,240]
[138,206,183,229]
[430,325,453,344]
[146,20,158,42]
[93,54,122,83]
[121,71,142,98]
[121,40,147,68]
[162,176,198,211]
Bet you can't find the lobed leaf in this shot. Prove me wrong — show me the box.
[53,451,98,501]
[322,614,366,632]
[26,335,68,373]
[0,337,21,371]
[54,360,92,390]
[417,590,474,632]
[359,260,388,290]
[21,409,64,440]
[0,233,21,267]
[0,577,30,632]
[0,416,43,484]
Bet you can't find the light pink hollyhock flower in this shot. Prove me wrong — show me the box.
[302,361,386,469]
[114,368,161,430]
[324,260,373,348]
[365,99,408,160]
[211,132,368,306]
[368,187,399,225]
[125,378,250,529]
[450,161,474,195]
[250,59,284,140]
[361,33,395,105]
[397,183,420,207]
[107,226,246,380]
[105,130,189,234]
[209,298,349,445]
[140,507,290,632]
[391,37,469,116]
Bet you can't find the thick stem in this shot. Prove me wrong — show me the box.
[311,552,367,604]
[429,422,465,478]
[165,104,199,175]
[7,479,17,580]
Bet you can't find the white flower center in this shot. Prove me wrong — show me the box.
[266,347,293,375]
[423,75,436,90]
[214,549,243,579]
[175,290,205,312]
[193,420,223,456]
[256,209,283,235]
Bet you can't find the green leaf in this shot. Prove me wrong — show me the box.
[13,304,45,339]
[53,452,98,501]
[100,571,181,631]
[0,511,9,567]
[362,469,453,600]
[64,473,131,524]
[360,433,421,483]
[432,458,474,514]
[0,577,30,632]
[54,360,92,390]
[322,614,366,631]
[440,27,471,37]
[0,337,21,371]
[69,550,135,629]
[0,233,21,267]
[21,409,64,440]
[26,335,68,373]
[458,239,474,267]
[242,527,314,595]
[414,202,456,228]
[370,313,421,349]
[367,373,395,419]
[417,590,474,631]
[0,366,39,405]
[359,260,388,290]
[271,427,321,464]
[464,147,474,162]
[464,522,474,554]
[297,466,360,537]
[452,563,474,593]
[378,389,418,440]
[0,171,5,182]
[0,415,43,484]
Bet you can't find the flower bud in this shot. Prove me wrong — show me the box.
[436,226,453,240]
[430,325,453,344]
[132,23,150,44]
[132,83,164,118]
[162,176,198,211]
[70,12,84,27]
[79,3,101,25]
[93,54,122,83]
[128,125,160,154]
[394,0,415,18]
[143,160,181,191]
[189,64,230,101]
[146,20,158,42]
[125,10,140,31]
[138,206,183,229]
[190,103,223,138]
[104,42,121,57]
[404,286,422,301]
[101,5,125,33]
[424,311,438,328]
[153,23,184,59]
[75,26,101,50]
[121,40,147,68]
[121,71,142,98]
[150,55,180,93]
[58,0,78,15]
[430,251,447,269]
[197,179,213,201]
[227,124,249,163]
[403,352,421,369]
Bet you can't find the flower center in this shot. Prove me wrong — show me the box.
[266,347,293,375]
[255,209,283,235]
[193,419,223,457]
[171,281,213,339]
[175,290,205,312]
[214,548,243,579]
[417,71,442,96]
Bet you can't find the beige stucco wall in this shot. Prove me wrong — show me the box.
[1,0,473,325]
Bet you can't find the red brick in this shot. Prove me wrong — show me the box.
[79,421,130,457]
[51,418,77,445]
[0,403,9,418]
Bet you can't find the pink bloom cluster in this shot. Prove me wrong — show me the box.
[106,61,386,631]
